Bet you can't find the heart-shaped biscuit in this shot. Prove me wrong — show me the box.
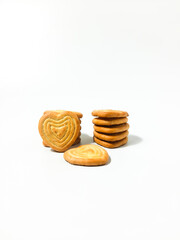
[38,111,80,152]
[94,136,128,148]
[44,110,83,118]
[92,109,128,118]
[64,144,109,166]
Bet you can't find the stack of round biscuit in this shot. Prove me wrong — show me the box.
[92,110,129,148]
[42,110,83,148]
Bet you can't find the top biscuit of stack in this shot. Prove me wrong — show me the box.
[92,109,129,148]
[92,109,128,118]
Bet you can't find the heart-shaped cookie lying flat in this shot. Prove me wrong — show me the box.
[64,144,109,166]
[38,111,80,152]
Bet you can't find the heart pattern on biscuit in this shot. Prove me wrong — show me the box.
[38,111,80,152]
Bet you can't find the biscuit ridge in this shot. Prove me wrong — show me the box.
[39,111,80,152]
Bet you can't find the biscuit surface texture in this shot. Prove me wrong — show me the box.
[94,123,129,134]
[92,110,128,118]
[42,140,49,147]
[64,144,109,166]
[94,130,129,142]
[73,137,81,145]
[92,117,128,126]
[44,110,83,118]
[38,111,80,152]
[94,136,128,148]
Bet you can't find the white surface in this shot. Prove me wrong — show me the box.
[0,0,180,239]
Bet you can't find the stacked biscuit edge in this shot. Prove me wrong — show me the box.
[92,110,129,148]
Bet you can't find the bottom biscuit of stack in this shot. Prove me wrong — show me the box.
[94,136,128,148]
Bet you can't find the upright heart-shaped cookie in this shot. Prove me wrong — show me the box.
[38,111,80,152]
[41,110,82,147]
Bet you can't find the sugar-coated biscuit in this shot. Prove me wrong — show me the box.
[94,136,128,148]
[92,117,128,126]
[38,111,80,152]
[94,130,129,142]
[44,110,83,118]
[94,123,129,134]
[92,110,128,118]
[64,144,109,166]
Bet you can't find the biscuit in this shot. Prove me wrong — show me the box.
[64,144,109,166]
[92,110,128,118]
[72,137,81,145]
[94,130,129,142]
[94,123,129,134]
[44,111,81,125]
[43,135,81,147]
[92,117,128,126]
[44,110,83,118]
[38,111,80,152]
[42,140,49,147]
[94,136,128,148]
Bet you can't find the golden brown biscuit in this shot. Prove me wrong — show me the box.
[92,117,128,126]
[72,137,81,145]
[94,123,129,134]
[71,111,83,118]
[44,110,83,118]
[43,136,81,147]
[38,111,80,152]
[92,110,128,118]
[94,136,128,148]
[42,141,49,147]
[42,131,81,148]
[64,144,109,166]
[94,130,129,142]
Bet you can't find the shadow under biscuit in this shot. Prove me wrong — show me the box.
[122,134,142,147]
[81,133,94,145]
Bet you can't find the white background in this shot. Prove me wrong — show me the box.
[0,0,180,239]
